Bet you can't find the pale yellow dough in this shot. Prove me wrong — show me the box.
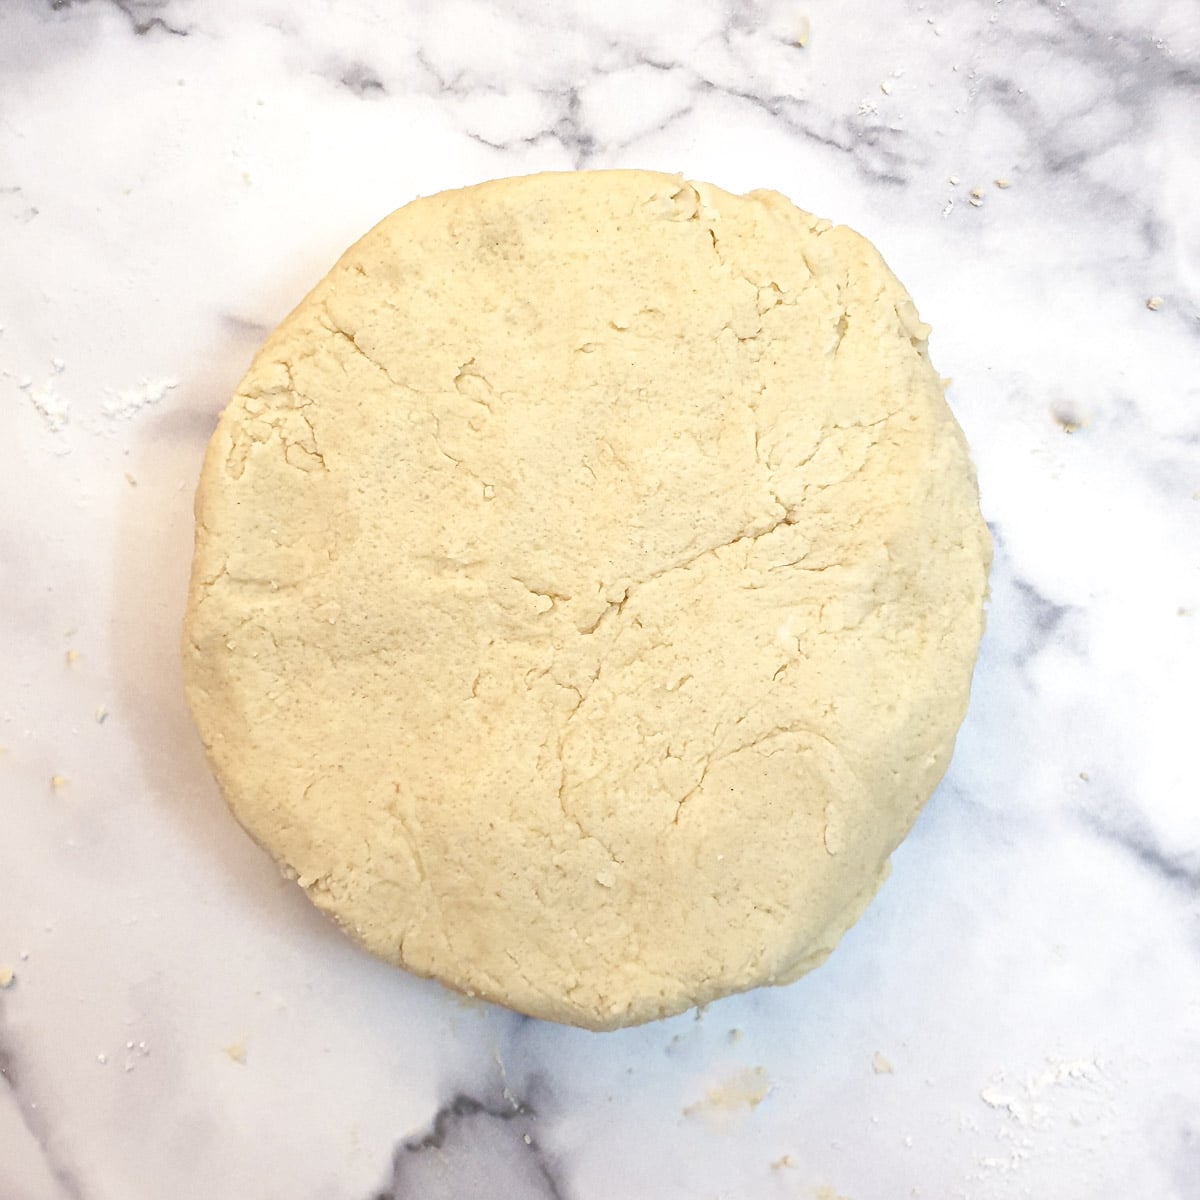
[183,171,990,1030]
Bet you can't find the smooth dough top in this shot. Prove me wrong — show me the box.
[183,170,990,1030]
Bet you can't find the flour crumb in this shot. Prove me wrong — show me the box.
[1145,296,1163,311]
[125,472,139,487]
[224,1041,247,1065]
[880,79,894,95]
[28,379,71,432]
[65,649,80,667]
[50,774,68,792]
[873,1051,895,1075]
[794,15,811,47]
[123,1040,150,1072]
[0,966,14,988]
[97,1053,108,1064]
[948,175,960,185]
[96,706,109,724]
[101,377,177,421]
[771,1153,795,1169]
[994,177,1012,189]
[980,1085,1030,1123]
[1054,408,1082,434]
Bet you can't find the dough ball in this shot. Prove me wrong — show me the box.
[182,171,990,1030]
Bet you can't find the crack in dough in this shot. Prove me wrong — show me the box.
[182,170,990,1030]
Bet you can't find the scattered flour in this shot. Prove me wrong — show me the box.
[979,1057,1108,1128]
[972,1056,1115,1183]
[100,377,177,420]
[20,367,177,434]
[25,377,71,432]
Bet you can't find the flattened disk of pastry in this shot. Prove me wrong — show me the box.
[182,170,990,1030]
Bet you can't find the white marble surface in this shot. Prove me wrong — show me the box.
[3,0,1199,1196]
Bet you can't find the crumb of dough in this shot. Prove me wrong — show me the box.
[994,178,1012,189]
[771,1153,796,1168]
[794,15,811,46]
[684,1067,771,1119]
[182,171,990,1031]
[223,1041,247,1064]
[873,1051,895,1074]
[65,649,80,666]
[96,706,109,723]
[50,775,67,792]
[1146,296,1163,311]
[0,967,14,988]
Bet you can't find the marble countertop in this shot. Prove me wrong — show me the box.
[3,1,1198,1197]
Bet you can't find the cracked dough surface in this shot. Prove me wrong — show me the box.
[183,170,990,1030]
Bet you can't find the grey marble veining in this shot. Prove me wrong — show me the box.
[2,0,1198,1197]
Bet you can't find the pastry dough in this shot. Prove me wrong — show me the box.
[182,171,990,1029]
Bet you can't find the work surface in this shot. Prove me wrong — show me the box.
[2,1,1197,1197]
